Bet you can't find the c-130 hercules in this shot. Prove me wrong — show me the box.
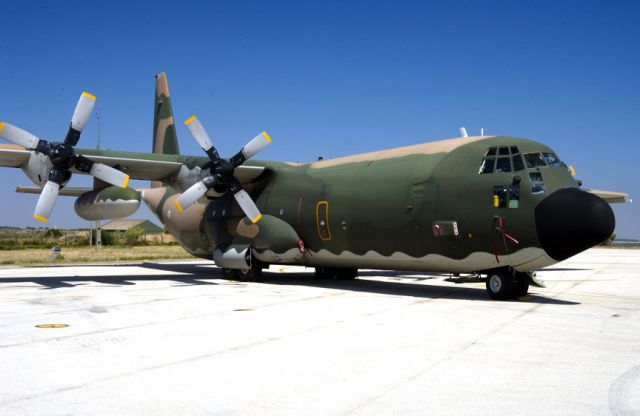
[0,73,629,300]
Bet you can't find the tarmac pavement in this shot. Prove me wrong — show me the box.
[0,248,638,415]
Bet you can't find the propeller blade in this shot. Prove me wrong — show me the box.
[71,92,96,133]
[66,92,96,145]
[0,122,41,149]
[233,189,262,223]
[33,181,60,222]
[174,176,217,212]
[90,163,130,188]
[184,116,214,151]
[240,131,271,161]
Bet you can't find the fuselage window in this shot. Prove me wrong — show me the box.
[542,152,563,167]
[529,172,545,194]
[479,158,495,174]
[523,153,547,168]
[496,157,512,173]
[498,147,510,156]
[512,154,524,171]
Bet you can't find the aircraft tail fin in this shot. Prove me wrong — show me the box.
[153,72,180,156]
[152,72,180,187]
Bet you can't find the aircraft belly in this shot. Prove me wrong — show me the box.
[258,247,552,273]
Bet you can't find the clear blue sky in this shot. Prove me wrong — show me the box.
[1,1,638,238]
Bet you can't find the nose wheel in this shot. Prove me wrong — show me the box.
[485,268,530,300]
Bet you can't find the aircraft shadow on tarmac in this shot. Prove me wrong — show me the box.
[0,262,579,305]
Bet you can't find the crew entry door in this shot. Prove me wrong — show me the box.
[316,201,331,241]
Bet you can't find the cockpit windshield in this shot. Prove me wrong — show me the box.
[479,148,565,175]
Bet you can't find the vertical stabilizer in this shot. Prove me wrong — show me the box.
[152,72,179,187]
[153,72,180,155]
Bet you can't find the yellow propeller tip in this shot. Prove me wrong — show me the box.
[122,175,130,189]
[173,198,184,213]
[251,214,263,223]
[0,121,4,133]
[184,115,197,126]
[82,91,96,100]
[33,214,48,223]
[262,131,272,143]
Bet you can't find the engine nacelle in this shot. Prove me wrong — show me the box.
[23,151,54,186]
[74,186,141,220]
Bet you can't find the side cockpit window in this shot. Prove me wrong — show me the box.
[523,153,547,168]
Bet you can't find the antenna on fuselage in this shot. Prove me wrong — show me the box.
[459,127,468,137]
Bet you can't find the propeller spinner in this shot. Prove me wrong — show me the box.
[174,116,270,223]
[0,92,130,222]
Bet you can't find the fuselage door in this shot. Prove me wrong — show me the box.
[316,201,331,241]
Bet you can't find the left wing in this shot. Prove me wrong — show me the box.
[0,144,265,184]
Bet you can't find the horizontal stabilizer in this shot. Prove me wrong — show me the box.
[585,189,631,204]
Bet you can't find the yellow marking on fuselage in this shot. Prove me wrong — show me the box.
[173,198,184,213]
[82,91,96,100]
[184,115,197,125]
[316,201,331,241]
[34,214,48,223]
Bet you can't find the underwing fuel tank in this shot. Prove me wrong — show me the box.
[74,186,141,221]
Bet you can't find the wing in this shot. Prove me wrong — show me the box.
[585,189,631,204]
[0,144,30,167]
[0,144,265,184]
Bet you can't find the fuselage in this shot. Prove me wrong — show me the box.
[140,135,614,274]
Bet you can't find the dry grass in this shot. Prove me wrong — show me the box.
[0,245,196,266]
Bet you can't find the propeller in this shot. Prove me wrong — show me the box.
[0,92,130,222]
[174,116,270,223]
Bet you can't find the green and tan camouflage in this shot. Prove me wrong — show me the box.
[74,186,141,221]
[0,73,626,299]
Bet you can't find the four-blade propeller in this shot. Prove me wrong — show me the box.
[0,92,130,222]
[174,116,270,223]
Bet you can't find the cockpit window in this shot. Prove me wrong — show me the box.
[529,172,545,193]
[479,158,495,174]
[496,157,512,173]
[542,152,563,167]
[512,154,524,171]
[510,146,520,155]
[498,147,510,156]
[523,153,547,168]
[485,147,497,157]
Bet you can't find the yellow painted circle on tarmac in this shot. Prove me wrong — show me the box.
[35,324,69,329]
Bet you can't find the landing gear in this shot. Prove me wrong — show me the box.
[486,269,514,300]
[315,266,358,280]
[513,271,530,298]
[222,253,266,282]
[485,268,531,300]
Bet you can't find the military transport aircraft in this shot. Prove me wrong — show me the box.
[0,73,629,300]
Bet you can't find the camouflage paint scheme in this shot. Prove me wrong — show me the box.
[0,72,619,300]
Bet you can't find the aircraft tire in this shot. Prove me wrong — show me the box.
[486,269,514,300]
[513,272,530,298]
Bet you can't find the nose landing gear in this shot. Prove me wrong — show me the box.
[485,268,531,300]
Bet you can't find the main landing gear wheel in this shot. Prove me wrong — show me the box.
[513,271,530,298]
[315,267,358,280]
[486,269,514,300]
[222,253,266,282]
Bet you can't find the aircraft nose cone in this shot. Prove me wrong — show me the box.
[535,188,615,261]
